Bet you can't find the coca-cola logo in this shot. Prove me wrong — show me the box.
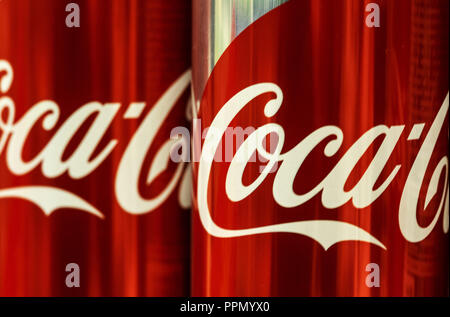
[196,84,449,250]
[193,0,449,251]
[0,59,191,218]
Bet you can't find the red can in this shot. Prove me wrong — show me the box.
[0,0,191,296]
[191,0,449,296]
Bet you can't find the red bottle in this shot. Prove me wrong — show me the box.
[191,0,449,296]
[0,0,191,296]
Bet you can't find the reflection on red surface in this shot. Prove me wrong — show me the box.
[0,0,191,296]
[192,0,449,296]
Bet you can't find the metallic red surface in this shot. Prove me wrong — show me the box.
[191,0,449,296]
[0,0,191,296]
